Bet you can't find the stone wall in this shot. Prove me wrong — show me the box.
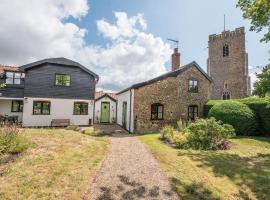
[133,65,211,133]
[208,27,250,99]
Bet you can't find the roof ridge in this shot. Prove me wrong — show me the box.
[117,61,211,94]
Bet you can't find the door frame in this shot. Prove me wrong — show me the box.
[100,101,110,123]
[122,101,127,129]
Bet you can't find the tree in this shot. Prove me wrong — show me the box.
[253,64,270,97]
[237,0,270,43]
[0,83,5,88]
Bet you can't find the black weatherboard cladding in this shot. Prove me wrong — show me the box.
[23,63,96,100]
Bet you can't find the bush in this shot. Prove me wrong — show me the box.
[173,133,189,149]
[66,125,81,131]
[177,119,188,132]
[185,118,235,150]
[160,125,175,142]
[208,101,258,135]
[0,125,29,154]
[82,127,111,136]
[204,97,270,136]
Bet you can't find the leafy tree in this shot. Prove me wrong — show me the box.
[0,83,5,88]
[237,0,270,43]
[253,64,270,97]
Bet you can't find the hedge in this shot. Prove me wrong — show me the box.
[208,101,257,135]
[204,97,270,136]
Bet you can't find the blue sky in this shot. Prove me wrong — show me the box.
[0,0,268,91]
[80,0,269,69]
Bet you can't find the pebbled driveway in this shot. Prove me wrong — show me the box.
[83,125,179,200]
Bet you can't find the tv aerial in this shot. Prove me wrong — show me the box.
[167,38,179,49]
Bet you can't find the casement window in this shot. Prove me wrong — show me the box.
[11,100,23,112]
[74,102,88,115]
[55,74,71,86]
[151,103,164,120]
[188,79,198,93]
[6,72,23,85]
[223,44,229,57]
[188,105,198,120]
[222,91,231,100]
[33,101,51,115]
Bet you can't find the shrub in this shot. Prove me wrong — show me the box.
[177,119,188,132]
[0,125,29,154]
[204,97,270,135]
[66,125,81,131]
[173,133,189,149]
[82,127,112,136]
[160,125,175,142]
[208,101,258,135]
[185,117,235,150]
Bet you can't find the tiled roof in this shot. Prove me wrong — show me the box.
[95,91,117,100]
[0,65,19,74]
[117,61,212,94]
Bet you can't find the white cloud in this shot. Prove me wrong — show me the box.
[0,1,171,91]
[96,12,147,40]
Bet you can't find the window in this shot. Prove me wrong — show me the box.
[188,105,198,120]
[11,100,23,112]
[6,72,22,85]
[223,44,229,57]
[74,102,88,115]
[55,74,70,86]
[33,101,50,115]
[222,91,231,100]
[151,103,164,120]
[188,79,198,92]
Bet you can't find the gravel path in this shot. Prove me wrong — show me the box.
[83,126,179,200]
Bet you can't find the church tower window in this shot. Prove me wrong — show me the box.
[223,44,229,57]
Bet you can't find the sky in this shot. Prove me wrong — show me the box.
[0,0,269,91]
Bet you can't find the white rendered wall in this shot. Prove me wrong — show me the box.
[22,97,94,127]
[116,89,134,133]
[0,99,23,122]
[94,97,116,123]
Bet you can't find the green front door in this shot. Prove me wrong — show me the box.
[101,102,110,123]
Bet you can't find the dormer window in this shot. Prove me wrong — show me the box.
[5,72,23,85]
[188,79,198,93]
[223,44,229,57]
[55,74,71,86]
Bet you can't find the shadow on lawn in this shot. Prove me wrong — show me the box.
[96,175,175,200]
[178,151,270,200]
[171,177,220,200]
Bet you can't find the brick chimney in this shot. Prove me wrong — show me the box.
[171,48,180,71]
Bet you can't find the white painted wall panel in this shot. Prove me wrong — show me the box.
[0,99,23,122]
[94,97,116,123]
[116,89,134,133]
[22,97,94,127]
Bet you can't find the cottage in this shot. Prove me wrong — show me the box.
[0,58,98,126]
[116,48,212,133]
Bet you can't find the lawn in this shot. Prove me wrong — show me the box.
[0,128,109,200]
[139,134,270,200]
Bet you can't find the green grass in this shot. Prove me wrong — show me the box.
[0,128,109,200]
[139,134,270,200]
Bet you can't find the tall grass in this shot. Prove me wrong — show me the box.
[0,125,29,155]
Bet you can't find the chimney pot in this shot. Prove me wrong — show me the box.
[172,48,180,71]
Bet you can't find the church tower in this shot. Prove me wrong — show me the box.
[207,27,251,99]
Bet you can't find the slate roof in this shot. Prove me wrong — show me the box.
[19,57,99,80]
[117,61,212,94]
